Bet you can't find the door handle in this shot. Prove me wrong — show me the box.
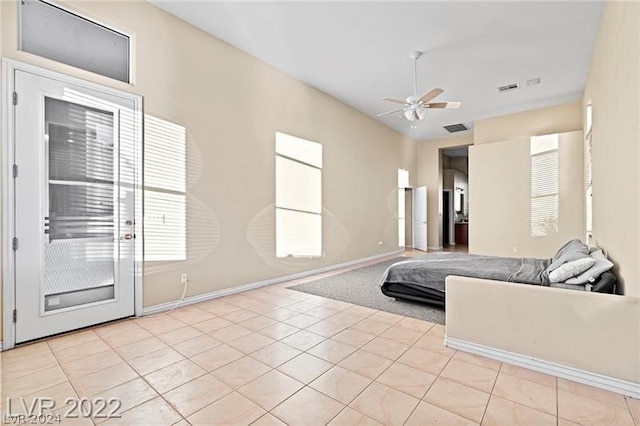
[122,234,134,240]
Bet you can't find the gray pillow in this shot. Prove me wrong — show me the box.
[548,257,595,283]
[547,239,590,273]
[565,250,614,284]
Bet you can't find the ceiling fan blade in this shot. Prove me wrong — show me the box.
[381,97,408,105]
[425,101,461,109]
[418,88,444,104]
[377,108,405,117]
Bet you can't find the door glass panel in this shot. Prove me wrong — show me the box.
[43,97,116,312]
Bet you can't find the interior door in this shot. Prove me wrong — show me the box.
[13,69,137,343]
[413,186,428,251]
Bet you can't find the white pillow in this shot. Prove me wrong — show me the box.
[548,257,595,283]
[565,250,614,284]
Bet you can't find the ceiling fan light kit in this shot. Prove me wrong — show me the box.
[379,51,461,124]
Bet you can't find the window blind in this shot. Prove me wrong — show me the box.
[144,116,187,262]
[275,132,322,258]
[530,135,559,237]
[585,105,593,236]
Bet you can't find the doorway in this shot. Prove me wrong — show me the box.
[404,189,413,248]
[443,190,452,246]
[3,61,143,347]
[441,146,470,252]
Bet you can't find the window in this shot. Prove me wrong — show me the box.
[585,105,593,240]
[20,0,130,83]
[398,169,409,247]
[530,134,559,237]
[275,132,322,258]
[144,116,187,261]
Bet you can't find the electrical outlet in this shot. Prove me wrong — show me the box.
[180,273,188,285]
[378,241,383,247]
[512,246,518,253]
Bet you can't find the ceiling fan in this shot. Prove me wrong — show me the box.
[379,51,460,123]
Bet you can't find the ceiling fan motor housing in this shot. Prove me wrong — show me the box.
[404,105,427,121]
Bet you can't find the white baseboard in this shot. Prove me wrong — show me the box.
[143,249,404,316]
[445,336,640,399]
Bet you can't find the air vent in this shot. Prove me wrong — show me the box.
[498,83,520,93]
[443,123,469,133]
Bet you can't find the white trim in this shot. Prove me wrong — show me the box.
[1,58,143,349]
[445,336,640,399]
[144,249,404,315]
[427,245,442,251]
[2,59,17,350]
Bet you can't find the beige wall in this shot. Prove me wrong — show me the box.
[450,157,468,175]
[0,0,3,338]
[474,101,582,145]
[583,1,640,297]
[446,276,640,385]
[442,155,451,169]
[469,131,585,258]
[446,2,640,392]
[0,0,417,340]
[416,133,473,249]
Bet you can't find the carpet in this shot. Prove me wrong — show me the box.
[289,257,445,324]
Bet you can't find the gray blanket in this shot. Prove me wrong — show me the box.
[380,252,550,294]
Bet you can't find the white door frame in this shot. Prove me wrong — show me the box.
[2,58,144,350]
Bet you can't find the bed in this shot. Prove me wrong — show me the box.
[380,240,617,307]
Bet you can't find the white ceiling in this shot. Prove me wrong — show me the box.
[149,1,603,141]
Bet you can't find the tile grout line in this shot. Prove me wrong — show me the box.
[478,357,504,425]
[230,294,418,424]
[244,257,438,424]
[96,331,176,423]
[321,324,433,425]
[43,339,89,422]
[109,313,267,424]
[407,340,462,424]
[556,376,560,426]
[144,293,335,422]
[623,396,638,425]
[95,319,194,424]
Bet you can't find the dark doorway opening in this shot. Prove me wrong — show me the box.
[443,191,451,246]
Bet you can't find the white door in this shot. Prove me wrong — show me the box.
[12,69,138,343]
[413,186,428,251]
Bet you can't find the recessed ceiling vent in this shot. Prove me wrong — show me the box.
[443,123,469,133]
[498,83,520,93]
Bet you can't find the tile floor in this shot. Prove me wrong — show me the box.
[1,255,638,425]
